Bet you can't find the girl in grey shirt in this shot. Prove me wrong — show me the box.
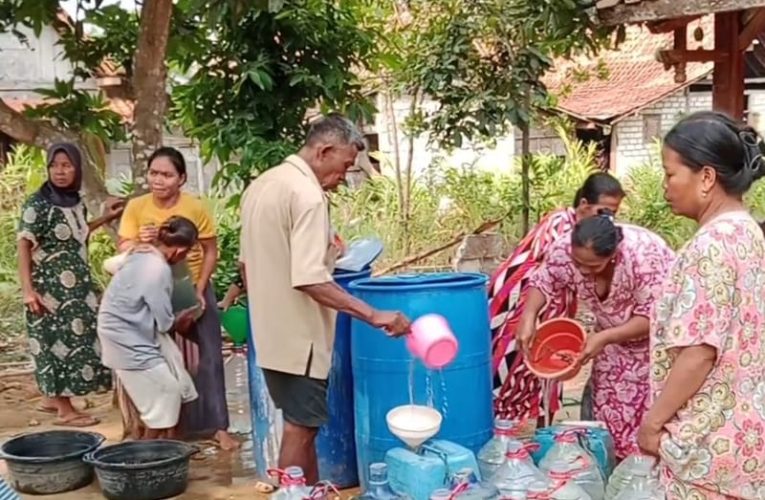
[97,216,200,439]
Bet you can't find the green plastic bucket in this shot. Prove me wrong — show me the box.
[220,305,249,345]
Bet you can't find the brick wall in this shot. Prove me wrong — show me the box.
[613,89,765,173]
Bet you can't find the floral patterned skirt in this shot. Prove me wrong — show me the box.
[591,341,650,459]
[661,466,739,500]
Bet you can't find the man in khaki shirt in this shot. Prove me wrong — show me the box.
[240,114,410,483]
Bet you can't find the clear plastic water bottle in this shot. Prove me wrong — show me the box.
[492,442,546,498]
[449,468,500,500]
[526,480,552,499]
[430,489,454,500]
[477,419,521,480]
[224,345,252,434]
[547,460,593,500]
[270,466,314,500]
[605,455,659,500]
[360,463,409,500]
[539,432,604,500]
[611,457,662,500]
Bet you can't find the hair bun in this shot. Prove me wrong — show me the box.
[739,129,765,181]
[596,207,615,222]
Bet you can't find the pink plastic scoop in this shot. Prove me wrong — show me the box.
[406,314,459,369]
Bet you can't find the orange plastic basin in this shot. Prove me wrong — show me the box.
[524,318,585,381]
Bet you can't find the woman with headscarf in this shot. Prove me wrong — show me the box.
[17,143,124,427]
[638,112,765,498]
[489,172,625,424]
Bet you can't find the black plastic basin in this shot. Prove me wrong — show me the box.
[84,440,198,500]
[0,430,105,495]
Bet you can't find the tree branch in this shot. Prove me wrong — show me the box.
[372,216,505,277]
[0,98,74,148]
[0,98,110,214]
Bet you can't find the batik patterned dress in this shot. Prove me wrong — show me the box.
[17,194,111,397]
[651,212,765,499]
[488,208,577,420]
[530,224,674,458]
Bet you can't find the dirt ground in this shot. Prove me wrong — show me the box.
[0,373,273,500]
[0,368,588,500]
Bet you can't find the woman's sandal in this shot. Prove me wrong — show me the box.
[35,405,58,415]
[53,413,100,428]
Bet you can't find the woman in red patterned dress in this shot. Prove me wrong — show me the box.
[489,173,625,425]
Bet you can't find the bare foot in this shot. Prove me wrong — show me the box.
[215,430,240,451]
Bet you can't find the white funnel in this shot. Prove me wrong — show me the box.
[386,404,443,448]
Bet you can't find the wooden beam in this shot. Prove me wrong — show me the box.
[739,8,765,49]
[647,15,703,34]
[657,49,728,64]
[673,27,688,83]
[713,12,746,120]
[597,0,765,26]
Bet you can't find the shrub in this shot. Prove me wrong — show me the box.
[0,146,46,352]
[619,160,697,249]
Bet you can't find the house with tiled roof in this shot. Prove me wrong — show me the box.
[521,16,765,172]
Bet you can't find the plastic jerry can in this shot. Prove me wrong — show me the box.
[385,440,479,500]
[428,439,480,479]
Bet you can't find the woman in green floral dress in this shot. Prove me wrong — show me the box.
[17,143,123,427]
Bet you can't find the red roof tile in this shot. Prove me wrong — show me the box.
[4,96,134,122]
[545,18,713,123]
[594,0,761,25]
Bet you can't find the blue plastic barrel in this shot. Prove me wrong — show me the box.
[349,273,493,488]
[315,268,372,488]
[246,313,283,478]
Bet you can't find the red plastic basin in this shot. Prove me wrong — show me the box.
[525,318,585,381]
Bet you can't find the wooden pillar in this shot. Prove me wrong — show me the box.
[713,11,746,120]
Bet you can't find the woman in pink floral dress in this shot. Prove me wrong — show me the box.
[638,111,765,498]
[517,213,674,459]
[489,173,625,425]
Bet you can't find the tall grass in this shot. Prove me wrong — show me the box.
[331,135,601,268]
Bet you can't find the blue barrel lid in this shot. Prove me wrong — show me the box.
[348,272,487,291]
[334,266,372,281]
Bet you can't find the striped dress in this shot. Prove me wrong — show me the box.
[488,208,577,420]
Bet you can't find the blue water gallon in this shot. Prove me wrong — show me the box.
[532,423,615,479]
[246,314,283,478]
[350,273,493,488]
[385,439,479,500]
[315,268,372,488]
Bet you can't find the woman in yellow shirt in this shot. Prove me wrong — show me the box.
[118,147,237,450]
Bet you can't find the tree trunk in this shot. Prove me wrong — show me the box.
[130,0,174,192]
[521,123,531,235]
[403,88,421,255]
[0,99,109,216]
